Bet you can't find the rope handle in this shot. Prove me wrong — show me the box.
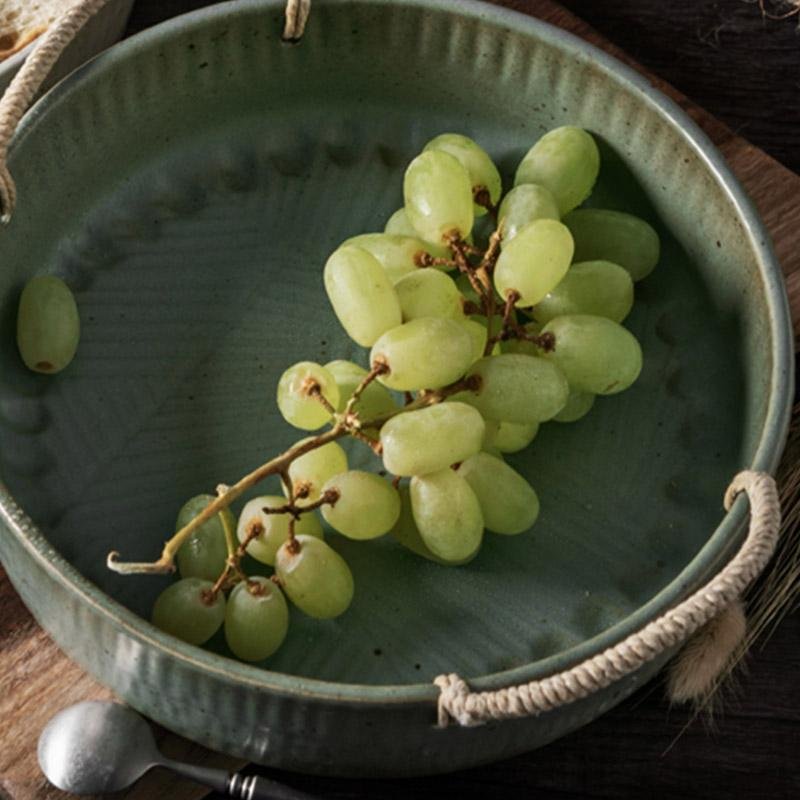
[0,0,312,224]
[435,470,781,727]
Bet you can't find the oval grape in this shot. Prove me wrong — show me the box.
[276,361,340,431]
[275,535,354,619]
[17,276,80,374]
[152,578,225,646]
[514,126,600,215]
[380,402,485,477]
[224,577,289,662]
[543,314,643,394]
[321,470,401,540]
[287,439,349,502]
[410,469,483,562]
[370,317,474,391]
[457,452,539,534]
[403,150,474,243]
[175,494,234,581]
[498,184,560,242]
[494,219,574,307]
[323,245,402,346]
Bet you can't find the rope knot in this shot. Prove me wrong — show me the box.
[434,673,481,728]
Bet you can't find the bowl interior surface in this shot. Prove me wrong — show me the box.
[0,0,789,687]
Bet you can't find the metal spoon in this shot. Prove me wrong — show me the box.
[38,700,317,799]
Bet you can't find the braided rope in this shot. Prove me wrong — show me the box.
[435,470,781,727]
[0,0,312,224]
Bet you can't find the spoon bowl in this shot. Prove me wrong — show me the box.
[38,701,157,794]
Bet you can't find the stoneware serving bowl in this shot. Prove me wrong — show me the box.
[0,0,792,777]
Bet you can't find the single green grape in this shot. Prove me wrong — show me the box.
[390,484,476,565]
[403,150,474,243]
[464,353,569,423]
[224,577,289,662]
[175,494,234,581]
[384,208,450,259]
[321,470,401,540]
[534,260,634,324]
[237,496,323,565]
[395,269,464,321]
[553,388,596,422]
[324,360,397,420]
[457,452,539,535]
[491,420,540,453]
[380,402,485,477]
[542,314,643,395]
[17,275,80,374]
[286,439,349,501]
[494,219,574,307]
[324,245,402,346]
[410,469,483,562]
[152,577,225,646]
[423,133,502,217]
[370,317,474,391]
[498,184,560,241]
[276,361,340,430]
[275,535,354,619]
[564,208,660,282]
[342,233,435,284]
[514,126,600,215]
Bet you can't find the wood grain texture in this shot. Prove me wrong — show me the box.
[0,1,798,799]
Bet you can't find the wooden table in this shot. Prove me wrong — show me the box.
[1,2,799,798]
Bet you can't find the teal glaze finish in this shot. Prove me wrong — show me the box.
[0,0,792,775]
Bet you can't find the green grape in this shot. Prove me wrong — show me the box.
[276,361,340,430]
[464,353,568,423]
[287,439,348,501]
[403,150,474,243]
[175,494,234,581]
[321,470,401,540]
[224,577,289,662]
[342,233,434,284]
[514,126,600,215]
[384,208,450,259]
[324,360,396,420]
[542,314,642,394]
[237,496,323,565]
[461,318,489,363]
[553,388,596,422]
[494,219,574,307]
[17,275,80,374]
[457,452,539,535]
[370,317,474,391]
[275,535,354,619]
[492,420,539,453]
[423,133,502,217]
[564,209,660,281]
[410,469,483,562]
[395,269,464,321]
[152,577,225,646]
[390,484,476,565]
[498,184,560,242]
[534,260,634,324]
[380,402,485,476]
[323,245,402,346]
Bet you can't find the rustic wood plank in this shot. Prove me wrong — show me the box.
[2,2,798,799]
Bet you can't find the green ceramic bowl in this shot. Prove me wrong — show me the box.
[0,0,792,777]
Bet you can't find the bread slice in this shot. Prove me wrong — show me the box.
[0,1,72,63]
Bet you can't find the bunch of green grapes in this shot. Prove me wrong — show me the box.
[152,127,658,661]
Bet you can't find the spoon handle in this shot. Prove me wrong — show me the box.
[226,771,319,800]
[160,758,318,800]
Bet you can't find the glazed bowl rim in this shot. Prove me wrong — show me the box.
[2,0,793,706]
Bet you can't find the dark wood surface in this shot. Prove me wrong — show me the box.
[128,2,800,798]
[1,2,797,800]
